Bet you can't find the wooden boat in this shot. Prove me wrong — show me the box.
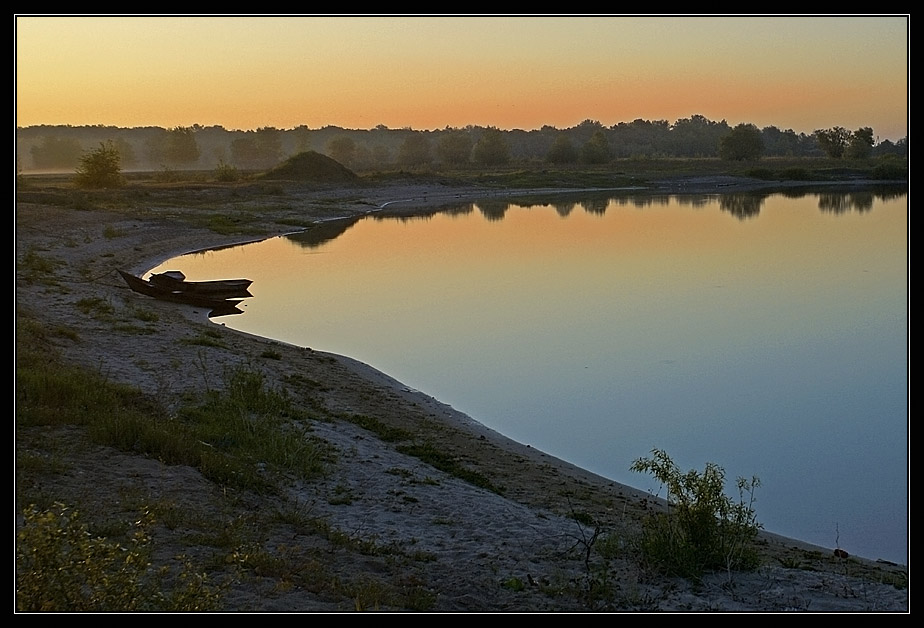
[117,269,250,310]
[148,270,253,298]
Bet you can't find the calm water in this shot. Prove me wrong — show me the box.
[150,188,908,564]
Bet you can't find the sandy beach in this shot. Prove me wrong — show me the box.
[15,176,908,612]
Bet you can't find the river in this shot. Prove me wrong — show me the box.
[149,187,909,564]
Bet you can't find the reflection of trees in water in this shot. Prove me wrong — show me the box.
[581,197,609,215]
[476,199,509,221]
[553,202,575,217]
[719,194,764,219]
[818,194,851,214]
[674,195,712,209]
[872,186,908,202]
[614,195,672,209]
[779,188,808,199]
[817,193,874,214]
[441,203,476,217]
[286,216,360,249]
[848,192,874,212]
[288,188,906,247]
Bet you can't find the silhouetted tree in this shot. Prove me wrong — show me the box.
[436,130,473,165]
[572,119,605,144]
[164,126,200,166]
[291,125,313,153]
[581,130,611,164]
[472,127,510,166]
[31,136,83,169]
[759,126,805,157]
[546,134,578,164]
[670,115,729,157]
[371,145,392,167]
[230,136,260,168]
[230,127,283,169]
[397,133,432,167]
[814,126,852,159]
[845,127,874,159]
[113,137,137,168]
[326,135,356,166]
[349,145,376,171]
[719,123,764,161]
[611,118,671,157]
[254,126,282,167]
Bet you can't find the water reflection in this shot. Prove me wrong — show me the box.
[818,192,873,214]
[288,217,362,249]
[719,194,764,219]
[477,199,509,221]
[348,186,907,228]
[151,187,908,564]
[582,197,609,215]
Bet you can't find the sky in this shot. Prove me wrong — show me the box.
[15,15,909,141]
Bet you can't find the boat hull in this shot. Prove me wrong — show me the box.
[149,271,253,298]
[117,270,250,310]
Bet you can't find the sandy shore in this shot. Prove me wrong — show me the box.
[15,177,908,612]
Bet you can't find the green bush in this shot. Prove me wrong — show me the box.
[630,448,761,579]
[74,141,124,189]
[16,503,222,611]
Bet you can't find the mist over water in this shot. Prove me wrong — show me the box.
[151,189,908,564]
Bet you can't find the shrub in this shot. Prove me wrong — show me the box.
[214,158,240,182]
[74,141,124,189]
[16,503,222,611]
[630,448,761,579]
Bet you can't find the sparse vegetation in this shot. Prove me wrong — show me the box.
[181,329,227,348]
[17,314,328,493]
[396,442,502,494]
[18,248,63,285]
[76,296,115,319]
[345,413,413,442]
[174,367,328,489]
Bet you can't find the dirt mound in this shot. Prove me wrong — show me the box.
[261,151,359,182]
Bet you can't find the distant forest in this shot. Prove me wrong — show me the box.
[16,115,908,173]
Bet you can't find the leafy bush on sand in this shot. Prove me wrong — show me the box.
[631,448,761,579]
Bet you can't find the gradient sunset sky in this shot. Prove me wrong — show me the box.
[15,15,909,141]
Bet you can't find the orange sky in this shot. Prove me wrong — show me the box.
[15,15,909,140]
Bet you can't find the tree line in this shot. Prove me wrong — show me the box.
[17,115,908,173]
